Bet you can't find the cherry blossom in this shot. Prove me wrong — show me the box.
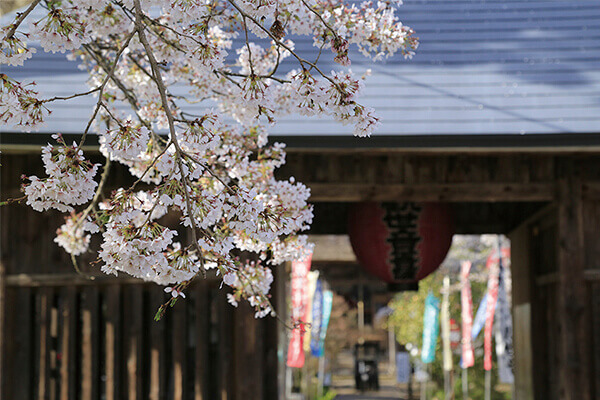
[1,0,417,317]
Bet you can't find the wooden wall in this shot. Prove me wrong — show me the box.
[2,151,599,400]
[0,275,278,400]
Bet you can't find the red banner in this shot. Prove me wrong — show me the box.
[286,254,312,368]
[484,256,500,371]
[460,261,475,368]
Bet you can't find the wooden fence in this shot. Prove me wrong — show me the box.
[0,274,278,400]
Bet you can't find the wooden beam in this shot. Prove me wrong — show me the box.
[557,162,591,400]
[307,182,555,202]
[4,272,220,287]
[4,273,142,287]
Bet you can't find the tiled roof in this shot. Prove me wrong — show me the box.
[2,0,600,147]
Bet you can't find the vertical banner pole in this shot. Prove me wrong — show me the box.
[485,369,491,400]
[441,275,452,400]
[420,366,428,400]
[358,277,365,344]
[462,367,468,400]
[317,355,325,398]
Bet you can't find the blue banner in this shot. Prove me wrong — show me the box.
[316,290,333,357]
[310,280,324,356]
[421,293,440,364]
[471,293,490,340]
[495,262,514,383]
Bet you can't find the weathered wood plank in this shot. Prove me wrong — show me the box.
[81,287,99,400]
[104,285,120,400]
[582,182,600,200]
[582,199,600,273]
[124,286,143,400]
[59,287,77,400]
[172,298,187,400]
[233,303,263,400]
[217,292,233,400]
[37,288,50,400]
[149,286,166,400]
[194,281,209,400]
[49,295,59,400]
[307,182,555,202]
[557,161,592,400]
[0,261,5,397]
[263,270,280,400]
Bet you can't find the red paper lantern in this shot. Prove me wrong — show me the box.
[348,202,454,291]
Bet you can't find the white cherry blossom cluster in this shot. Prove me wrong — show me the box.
[54,213,100,256]
[30,2,91,53]
[97,189,199,284]
[2,0,416,316]
[99,118,151,161]
[224,259,274,318]
[22,135,100,212]
[0,27,36,66]
[0,74,48,130]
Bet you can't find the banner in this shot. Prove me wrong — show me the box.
[313,289,333,357]
[441,276,452,372]
[287,329,305,368]
[484,254,500,371]
[471,293,488,340]
[495,261,514,383]
[460,261,475,368]
[303,271,320,351]
[286,255,312,368]
[310,280,324,356]
[421,292,440,364]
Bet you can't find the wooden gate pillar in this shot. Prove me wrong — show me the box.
[557,160,592,400]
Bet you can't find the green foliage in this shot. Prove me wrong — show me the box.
[316,388,337,400]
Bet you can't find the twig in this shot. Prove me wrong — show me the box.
[78,29,136,148]
[41,87,101,103]
[226,0,344,93]
[3,0,42,40]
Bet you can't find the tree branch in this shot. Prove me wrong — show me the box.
[2,0,42,40]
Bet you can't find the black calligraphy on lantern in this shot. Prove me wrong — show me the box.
[382,203,422,280]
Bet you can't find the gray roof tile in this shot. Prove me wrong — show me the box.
[2,0,600,145]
